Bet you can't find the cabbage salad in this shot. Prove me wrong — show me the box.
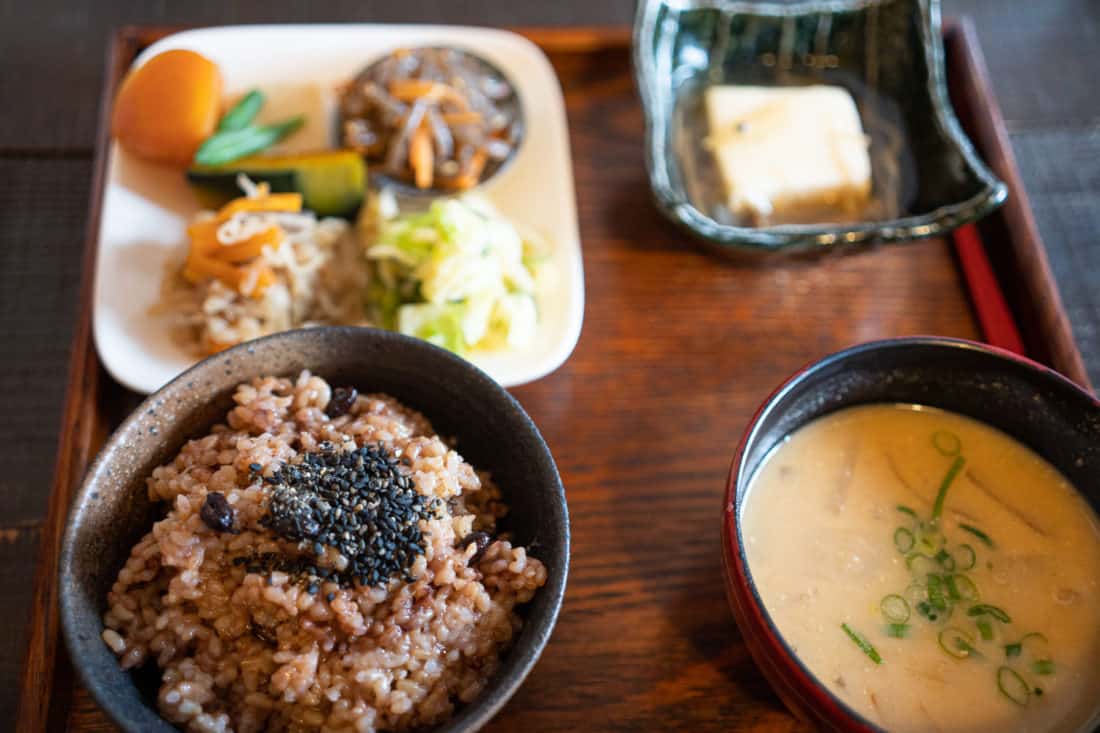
[363,193,544,355]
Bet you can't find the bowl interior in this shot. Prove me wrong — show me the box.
[634,0,1007,252]
[61,327,569,733]
[727,338,1100,729]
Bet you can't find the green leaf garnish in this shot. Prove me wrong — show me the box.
[959,523,995,548]
[1032,660,1055,676]
[968,604,1011,624]
[841,623,882,665]
[998,666,1030,706]
[931,456,966,522]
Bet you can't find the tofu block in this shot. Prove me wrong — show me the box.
[704,85,871,226]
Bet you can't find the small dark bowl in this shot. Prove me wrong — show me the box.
[344,45,525,198]
[634,0,1008,255]
[721,337,1100,731]
[60,327,569,732]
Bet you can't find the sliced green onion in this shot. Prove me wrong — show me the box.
[918,523,945,553]
[1006,634,1049,660]
[841,623,882,665]
[904,583,928,606]
[968,604,1011,624]
[998,666,1030,706]
[956,543,976,570]
[927,574,948,611]
[959,523,995,548]
[894,527,916,553]
[886,623,910,638]
[932,430,962,456]
[897,504,918,519]
[1020,632,1050,655]
[217,89,265,132]
[944,574,962,601]
[907,553,939,577]
[935,548,956,571]
[931,456,966,522]
[1032,660,1055,676]
[939,627,976,659]
[916,600,936,621]
[881,594,911,624]
[950,574,980,602]
[976,619,994,641]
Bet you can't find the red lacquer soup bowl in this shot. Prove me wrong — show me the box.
[721,337,1100,732]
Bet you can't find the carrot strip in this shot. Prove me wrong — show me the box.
[201,334,238,355]
[239,263,277,297]
[388,79,467,108]
[182,252,243,286]
[438,148,488,191]
[216,192,302,221]
[441,111,482,126]
[187,219,223,257]
[409,119,434,189]
[212,226,282,263]
[182,253,275,297]
[188,220,283,262]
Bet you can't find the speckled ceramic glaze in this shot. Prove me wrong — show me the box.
[722,337,1100,731]
[634,0,1008,254]
[60,326,570,733]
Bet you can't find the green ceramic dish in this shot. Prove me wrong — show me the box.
[633,0,1008,255]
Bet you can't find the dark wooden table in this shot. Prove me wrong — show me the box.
[4,0,1099,726]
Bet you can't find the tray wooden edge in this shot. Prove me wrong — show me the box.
[12,28,126,733]
[14,19,1091,732]
[943,17,1093,391]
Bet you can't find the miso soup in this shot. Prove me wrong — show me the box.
[741,404,1100,732]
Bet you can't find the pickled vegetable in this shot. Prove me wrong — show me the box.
[187,151,366,218]
[112,49,222,166]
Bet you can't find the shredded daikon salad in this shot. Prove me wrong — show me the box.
[158,175,365,354]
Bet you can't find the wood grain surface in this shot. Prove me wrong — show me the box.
[3,4,1100,725]
[21,21,1081,732]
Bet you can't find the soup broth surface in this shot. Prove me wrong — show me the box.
[742,404,1100,733]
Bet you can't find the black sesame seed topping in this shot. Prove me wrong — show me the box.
[200,492,235,533]
[325,387,358,418]
[257,443,439,588]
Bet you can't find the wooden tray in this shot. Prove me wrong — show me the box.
[17,20,1090,733]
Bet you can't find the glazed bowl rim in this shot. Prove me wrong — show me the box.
[720,336,1098,731]
[59,325,570,733]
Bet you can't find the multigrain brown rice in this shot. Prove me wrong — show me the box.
[102,372,547,732]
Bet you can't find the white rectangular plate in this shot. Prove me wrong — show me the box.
[93,24,584,393]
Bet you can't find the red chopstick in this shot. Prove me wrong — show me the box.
[952,223,1026,355]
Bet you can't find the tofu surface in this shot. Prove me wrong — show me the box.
[704,85,871,225]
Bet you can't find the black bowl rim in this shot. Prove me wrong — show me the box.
[59,326,570,733]
[722,336,1098,731]
[633,0,1009,253]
